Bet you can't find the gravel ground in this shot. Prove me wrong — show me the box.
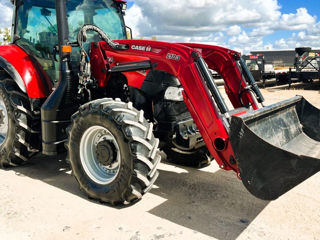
[0,81,319,240]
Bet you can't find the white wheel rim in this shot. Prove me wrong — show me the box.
[80,126,121,185]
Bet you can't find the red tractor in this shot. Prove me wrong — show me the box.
[0,0,319,204]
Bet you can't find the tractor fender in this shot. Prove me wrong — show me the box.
[0,45,51,99]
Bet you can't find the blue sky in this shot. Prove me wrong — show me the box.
[278,0,318,15]
[125,0,320,52]
[0,0,318,52]
[270,0,319,44]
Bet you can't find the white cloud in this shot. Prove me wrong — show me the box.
[125,4,144,38]
[126,0,282,38]
[250,27,274,37]
[0,1,13,28]
[278,8,316,30]
[0,0,318,52]
[274,38,288,48]
[227,25,241,36]
[272,21,320,50]
[264,43,273,50]
[125,0,320,52]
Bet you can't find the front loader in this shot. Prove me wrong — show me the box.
[0,0,319,204]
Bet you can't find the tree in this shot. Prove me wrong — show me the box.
[0,28,12,45]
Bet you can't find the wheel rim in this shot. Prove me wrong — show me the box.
[80,126,121,185]
[0,96,8,146]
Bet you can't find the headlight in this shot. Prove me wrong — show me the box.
[164,87,184,101]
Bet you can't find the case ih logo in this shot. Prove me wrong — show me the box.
[131,45,152,51]
[166,53,181,61]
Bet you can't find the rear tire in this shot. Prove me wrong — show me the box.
[0,76,40,168]
[66,98,161,205]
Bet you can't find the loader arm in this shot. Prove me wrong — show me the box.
[96,39,259,172]
[179,43,259,110]
[95,39,320,200]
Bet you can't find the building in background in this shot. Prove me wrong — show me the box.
[250,50,296,68]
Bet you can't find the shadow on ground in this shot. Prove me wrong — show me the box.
[8,154,269,239]
[12,154,83,197]
[149,160,269,240]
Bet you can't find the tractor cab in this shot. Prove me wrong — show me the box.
[13,0,127,83]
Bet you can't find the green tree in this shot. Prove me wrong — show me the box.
[0,27,12,45]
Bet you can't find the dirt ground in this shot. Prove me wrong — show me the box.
[0,82,319,240]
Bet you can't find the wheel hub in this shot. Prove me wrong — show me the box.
[96,140,117,167]
[80,126,121,185]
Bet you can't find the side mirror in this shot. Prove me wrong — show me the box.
[126,26,133,40]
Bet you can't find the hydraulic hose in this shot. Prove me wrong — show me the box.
[77,24,128,51]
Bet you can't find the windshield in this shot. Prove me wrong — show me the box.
[16,0,126,45]
[15,0,126,82]
[67,0,126,41]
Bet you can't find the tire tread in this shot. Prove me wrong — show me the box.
[0,77,40,167]
[66,98,161,205]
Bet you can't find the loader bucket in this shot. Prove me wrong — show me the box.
[229,96,320,200]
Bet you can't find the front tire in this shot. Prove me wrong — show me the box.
[66,99,161,204]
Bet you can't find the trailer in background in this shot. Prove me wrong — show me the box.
[275,47,320,85]
[290,47,320,83]
[242,54,275,86]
